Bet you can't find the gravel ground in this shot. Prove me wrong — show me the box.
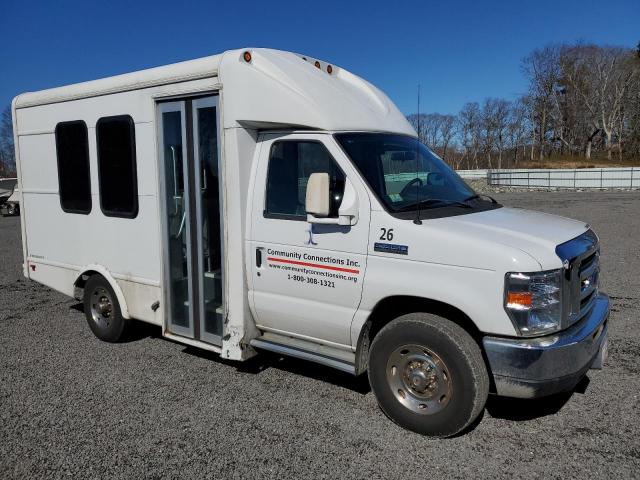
[1,192,639,479]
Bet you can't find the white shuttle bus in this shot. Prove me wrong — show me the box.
[12,49,608,436]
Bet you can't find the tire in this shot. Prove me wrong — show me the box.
[83,275,128,342]
[368,312,489,437]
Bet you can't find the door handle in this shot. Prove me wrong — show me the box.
[256,248,262,268]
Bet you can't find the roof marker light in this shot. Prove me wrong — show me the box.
[314,61,321,69]
[243,51,252,63]
[327,65,333,74]
[302,57,307,61]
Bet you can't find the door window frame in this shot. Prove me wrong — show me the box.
[263,139,347,222]
[157,100,194,339]
[192,95,224,345]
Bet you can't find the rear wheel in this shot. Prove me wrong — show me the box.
[368,312,489,437]
[83,275,128,342]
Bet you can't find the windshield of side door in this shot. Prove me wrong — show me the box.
[335,133,475,213]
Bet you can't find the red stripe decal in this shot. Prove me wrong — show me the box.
[267,256,360,274]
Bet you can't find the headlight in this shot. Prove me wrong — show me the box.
[504,269,562,336]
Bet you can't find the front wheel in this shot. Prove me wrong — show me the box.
[368,313,489,437]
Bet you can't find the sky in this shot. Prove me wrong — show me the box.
[0,0,638,116]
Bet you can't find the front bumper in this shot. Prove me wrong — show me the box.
[483,293,609,398]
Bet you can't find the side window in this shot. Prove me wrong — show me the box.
[265,141,345,220]
[96,115,138,218]
[55,121,91,214]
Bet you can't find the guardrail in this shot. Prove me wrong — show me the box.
[486,168,639,189]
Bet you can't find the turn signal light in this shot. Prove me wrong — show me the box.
[506,292,532,309]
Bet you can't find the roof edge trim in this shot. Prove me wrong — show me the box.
[15,70,218,109]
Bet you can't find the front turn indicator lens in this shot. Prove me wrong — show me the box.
[504,269,562,336]
[506,292,533,310]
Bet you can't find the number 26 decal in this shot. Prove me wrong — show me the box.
[379,228,394,241]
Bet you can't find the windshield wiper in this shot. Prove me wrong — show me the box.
[398,198,473,212]
[464,193,497,204]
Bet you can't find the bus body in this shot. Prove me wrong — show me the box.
[12,49,608,437]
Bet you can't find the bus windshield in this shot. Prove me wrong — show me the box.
[335,133,475,213]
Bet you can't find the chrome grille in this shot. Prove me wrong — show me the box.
[556,230,600,328]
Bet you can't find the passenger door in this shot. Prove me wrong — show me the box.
[249,133,370,347]
[157,96,224,345]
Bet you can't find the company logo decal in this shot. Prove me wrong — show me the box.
[265,248,361,287]
[304,226,318,246]
[374,242,409,255]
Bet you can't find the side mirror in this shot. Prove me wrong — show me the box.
[305,172,330,217]
[305,173,358,226]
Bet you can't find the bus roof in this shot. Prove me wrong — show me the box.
[14,48,415,136]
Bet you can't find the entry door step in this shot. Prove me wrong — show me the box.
[250,336,355,374]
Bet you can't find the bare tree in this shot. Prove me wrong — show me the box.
[481,98,511,169]
[457,103,481,169]
[421,114,442,148]
[506,99,530,166]
[407,113,428,144]
[522,45,561,160]
[439,114,456,163]
[405,40,640,170]
[562,45,638,159]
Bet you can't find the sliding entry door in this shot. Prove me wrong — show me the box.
[158,96,223,345]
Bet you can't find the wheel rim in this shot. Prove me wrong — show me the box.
[386,344,452,415]
[90,286,114,328]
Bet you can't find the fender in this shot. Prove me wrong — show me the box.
[74,264,131,319]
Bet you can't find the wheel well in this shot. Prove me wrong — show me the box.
[73,270,102,300]
[354,296,483,375]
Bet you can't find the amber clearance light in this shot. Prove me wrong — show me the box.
[506,292,533,309]
[243,51,252,63]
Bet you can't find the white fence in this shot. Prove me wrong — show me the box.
[488,168,639,188]
[456,169,490,179]
[455,168,639,189]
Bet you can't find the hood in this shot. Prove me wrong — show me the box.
[432,207,589,269]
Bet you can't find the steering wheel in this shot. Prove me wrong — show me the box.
[400,177,424,198]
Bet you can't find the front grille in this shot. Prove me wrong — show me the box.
[556,230,600,328]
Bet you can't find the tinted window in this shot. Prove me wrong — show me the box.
[55,121,91,214]
[265,141,345,219]
[96,116,138,218]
